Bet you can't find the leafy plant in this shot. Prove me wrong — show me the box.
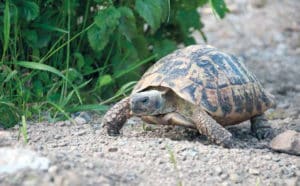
[0,0,229,127]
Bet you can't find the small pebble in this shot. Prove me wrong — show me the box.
[65,120,71,125]
[74,117,87,125]
[58,142,69,147]
[220,173,228,180]
[54,134,62,139]
[78,112,92,123]
[48,165,58,175]
[214,166,223,175]
[229,173,242,183]
[56,121,66,127]
[75,130,87,136]
[108,147,118,152]
[249,168,260,175]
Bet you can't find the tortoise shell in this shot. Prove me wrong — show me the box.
[132,45,275,123]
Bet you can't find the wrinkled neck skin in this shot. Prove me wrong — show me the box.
[159,92,176,114]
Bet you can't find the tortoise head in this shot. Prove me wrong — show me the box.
[130,90,168,116]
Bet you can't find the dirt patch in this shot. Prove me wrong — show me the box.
[1,0,300,185]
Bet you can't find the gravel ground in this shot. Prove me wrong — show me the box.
[1,0,300,185]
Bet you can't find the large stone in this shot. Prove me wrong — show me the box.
[0,147,50,174]
[270,130,300,156]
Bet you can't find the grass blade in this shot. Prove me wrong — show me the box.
[46,101,76,124]
[113,54,157,79]
[1,0,10,62]
[34,23,69,33]
[15,61,83,104]
[21,115,28,144]
[100,81,136,104]
[66,104,108,113]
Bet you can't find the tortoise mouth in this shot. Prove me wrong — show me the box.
[130,103,149,116]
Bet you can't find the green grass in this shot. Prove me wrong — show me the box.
[19,115,28,144]
[0,0,228,128]
[167,145,183,186]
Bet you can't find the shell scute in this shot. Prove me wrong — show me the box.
[132,45,275,120]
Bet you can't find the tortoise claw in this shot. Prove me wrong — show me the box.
[107,127,121,136]
[221,136,246,149]
[253,127,275,140]
[251,115,274,140]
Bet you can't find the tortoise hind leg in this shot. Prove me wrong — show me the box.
[251,114,274,139]
[102,97,131,136]
[191,108,244,148]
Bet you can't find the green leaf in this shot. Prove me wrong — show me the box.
[87,26,104,52]
[97,74,113,88]
[135,0,162,32]
[153,39,177,59]
[158,0,170,22]
[210,0,230,18]
[87,7,121,52]
[113,54,156,79]
[3,70,17,83]
[118,7,137,41]
[179,0,209,9]
[14,0,40,21]
[65,68,83,83]
[176,9,202,35]
[23,29,38,47]
[100,81,137,104]
[132,35,149,59]
[33,80,43,98]
[3,0,10,55]
[15,61,83,104]
[16,61,65,78]
[46,101,75,124]
[34,23,69,33]
[23,29,51,49]
[94,7,120,28]
[0,101,20,128]
[74,52,85,70]
[21,116,28,143]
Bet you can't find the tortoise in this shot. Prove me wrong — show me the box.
[102,45,275,148]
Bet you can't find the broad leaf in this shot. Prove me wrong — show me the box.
[97,74,113,88]
[13,0,40,21]
[88,7,121,52]
[176,9,203,35]
[118,7,137,41]
[179,0,209,9]
[210,0,230,18]
[158,0,170,22]
[74,52,85,70]
[33,80,43,98]
[153,39,177,59]
[135,0,162,32]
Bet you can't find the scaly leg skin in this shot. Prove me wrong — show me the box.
[251,114,274,140]
[102,97,131,136]
[192,108,244,148]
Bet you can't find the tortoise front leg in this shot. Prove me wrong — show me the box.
[102,97,131,136]
[191,108,244,148]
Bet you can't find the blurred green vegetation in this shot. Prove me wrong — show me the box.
[0,0,229,128]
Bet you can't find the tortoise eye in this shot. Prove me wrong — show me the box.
[140,97,149,104]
